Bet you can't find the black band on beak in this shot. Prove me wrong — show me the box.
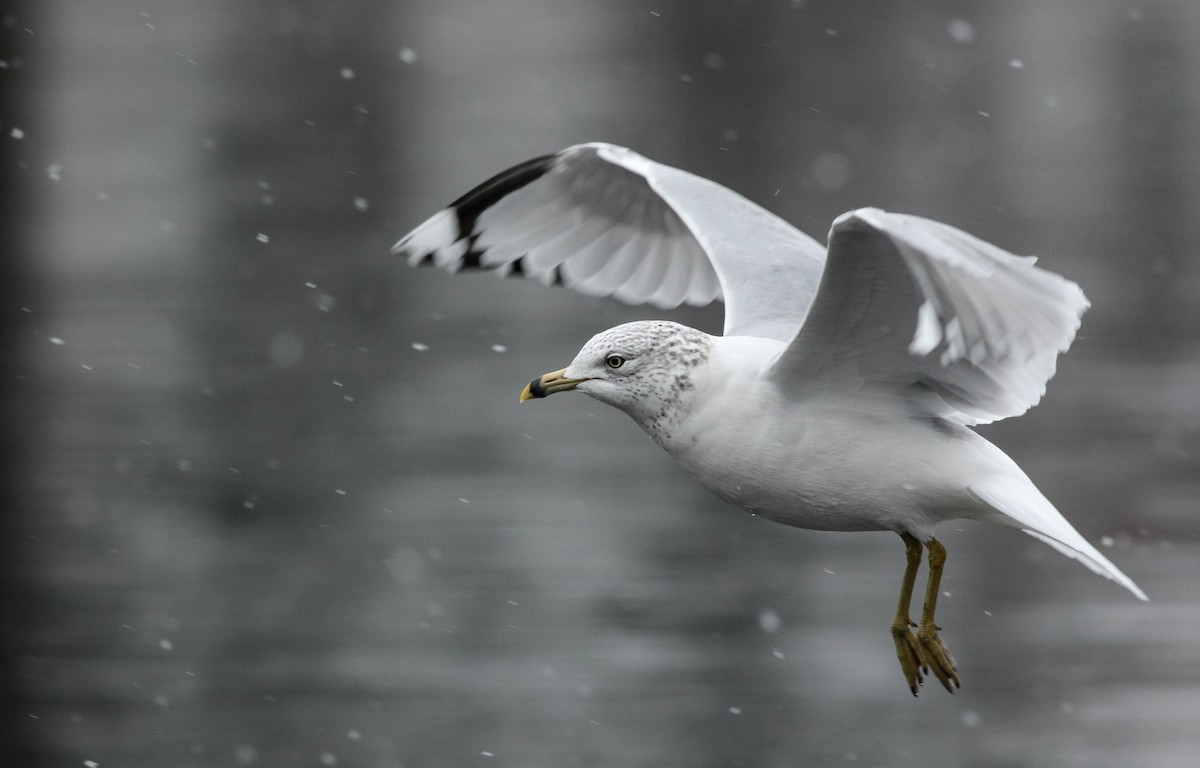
[526,377,548,399]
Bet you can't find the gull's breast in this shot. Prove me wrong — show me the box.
[664,375,989,533]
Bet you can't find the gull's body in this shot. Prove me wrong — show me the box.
[665,334,999,536]
[395,142,1146,695]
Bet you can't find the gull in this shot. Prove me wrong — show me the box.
[393,142,1147,695]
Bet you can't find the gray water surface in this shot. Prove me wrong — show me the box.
[4,2,1199,766]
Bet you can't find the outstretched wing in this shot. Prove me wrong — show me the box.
[771,208,1088,425]
[393,142,827,341]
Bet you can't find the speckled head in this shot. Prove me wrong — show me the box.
[538,320,715,438]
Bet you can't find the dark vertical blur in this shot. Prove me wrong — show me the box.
[1,6,34,763]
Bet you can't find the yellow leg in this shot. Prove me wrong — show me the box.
[916,538,961,693]
[890,532,926,695]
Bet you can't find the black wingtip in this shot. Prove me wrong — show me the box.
[450,153,557,238]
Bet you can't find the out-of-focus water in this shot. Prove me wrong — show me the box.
[4,2,1199,766]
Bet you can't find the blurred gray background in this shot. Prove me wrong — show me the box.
[3,1,1199,766]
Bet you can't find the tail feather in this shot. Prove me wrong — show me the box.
[971,478,1147,601]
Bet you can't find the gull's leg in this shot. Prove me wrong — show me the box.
[916,537,961,693]
[890,532,926,696]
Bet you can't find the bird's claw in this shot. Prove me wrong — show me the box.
[916,624,960,693]
[891,620,926,696]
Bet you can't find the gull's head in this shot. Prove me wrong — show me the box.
[520,320,712,427]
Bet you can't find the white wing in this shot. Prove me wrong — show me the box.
[393,142,827,341]
[772,208,1089,425]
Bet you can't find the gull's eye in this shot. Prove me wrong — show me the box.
[605,354,626,370]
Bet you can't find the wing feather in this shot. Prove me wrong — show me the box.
[771,208,1088,425]
[393,142,826,339]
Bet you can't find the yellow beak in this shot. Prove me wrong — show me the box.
[520,368,589,402]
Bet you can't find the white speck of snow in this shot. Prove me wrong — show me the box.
[305,282,317,288]
[353,196,369,212]
[983,610,993,616]
[159,638,173,651]
[758,609,781,633]
[1100,535,1115,548]
[845,753,859,762]
[977,110,990,118]
[822,568,835,575]
[84,762,99,768]
[346,730,362,740]
[386,547,426,584]
[728,706,742,715]
[10,127,23,139]
[234,744,258,765]
[812,151,851,190]
[319,752,337,766]
[81,364,92,370]
[942,591,951,598]
[340,67,355,80]
[961,710,982,728]
[772,649,784,659]
[481,752,494,758]
[824,27,838,36]
[268,332,304,367]
[332,380,343,388]
[458,498,469,504]
[47,164,63,181]
[256,233,269,243]
[335,489,347,496]
[412,342,429,352]
[491,344,507,353]
[947,18,975,44]
[176,459,192,472]
[49,336,64,345]
[507,600,518,606]
[1009,59,1025,69]
[398,47,418,64]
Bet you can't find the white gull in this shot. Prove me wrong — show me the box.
[394,142,1146,695]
